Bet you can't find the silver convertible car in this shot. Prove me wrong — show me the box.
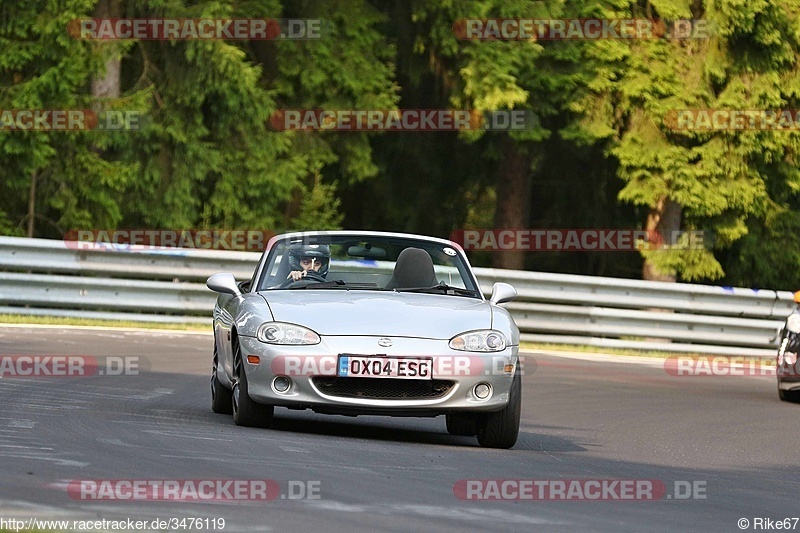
[206,231,521,448]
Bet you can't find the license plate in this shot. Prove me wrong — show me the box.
[337,356,432,380]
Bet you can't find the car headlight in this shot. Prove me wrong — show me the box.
[449,330,507,352]
[257,322,320,345]
[787,314,800,334]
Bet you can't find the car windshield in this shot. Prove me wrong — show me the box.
[256,234,480,297]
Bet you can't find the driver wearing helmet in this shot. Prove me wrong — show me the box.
[287,244,331,282]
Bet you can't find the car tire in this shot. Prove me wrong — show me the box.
[232,342,274,428]
[211,343,233,414]
[446,414,477,436]
[778,387,800,403]
[476,367,521,449]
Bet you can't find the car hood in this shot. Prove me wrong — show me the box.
[258,290,490,338]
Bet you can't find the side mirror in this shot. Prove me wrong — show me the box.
[206,272,241,296]
[489,282,516,305]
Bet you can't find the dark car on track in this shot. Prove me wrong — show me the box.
[777,291,800,402]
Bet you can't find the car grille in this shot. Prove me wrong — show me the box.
[312,377,455,400]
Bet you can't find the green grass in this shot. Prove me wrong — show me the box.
[0,314,209,332]
[520,341,751,360]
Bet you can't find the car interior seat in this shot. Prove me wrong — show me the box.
[384,247,438,289]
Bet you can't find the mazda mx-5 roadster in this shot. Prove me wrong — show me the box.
[207,231,521,448]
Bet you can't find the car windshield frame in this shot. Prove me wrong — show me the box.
[253,232,482,299]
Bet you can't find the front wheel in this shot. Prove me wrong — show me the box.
[211,343,232,414]
[232,342,274,428]
[476,368,521,449]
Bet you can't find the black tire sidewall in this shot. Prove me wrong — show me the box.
[477,367,521,448]
[232,342,274,427]
[211,342,233,414]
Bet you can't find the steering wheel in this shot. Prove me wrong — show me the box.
[279,272,328,288]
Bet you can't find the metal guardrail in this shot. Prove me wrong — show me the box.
[0,236,793,355]
[0,236,255,281]
[474,268,795,356]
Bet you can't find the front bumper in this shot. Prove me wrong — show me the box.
[777,350,800,390]
[237,335,519,415]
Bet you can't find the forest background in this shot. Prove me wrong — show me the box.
[3,0,800,289]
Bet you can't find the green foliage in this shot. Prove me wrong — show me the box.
[1,0,396,237]
[4,0,800,290]
[562,0,800,282]
[289,170,344,231]
[0,0,133,235]
[719,204,800,288]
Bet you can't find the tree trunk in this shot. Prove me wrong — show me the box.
[491,139,531,270]
[642,196,682,282]
[91,0,121,100]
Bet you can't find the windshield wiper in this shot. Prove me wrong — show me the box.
[289,280,379,290]
[394,283,480,297]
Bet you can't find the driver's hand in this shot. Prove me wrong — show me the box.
[288,270,307,281]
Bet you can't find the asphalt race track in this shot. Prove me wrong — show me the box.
[0,325,797,533]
